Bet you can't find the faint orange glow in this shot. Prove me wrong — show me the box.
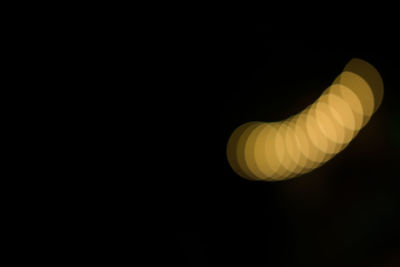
[226,58,384,181]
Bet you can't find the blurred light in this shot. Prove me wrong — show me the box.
[226,58,384,181]
[343,58,384,113]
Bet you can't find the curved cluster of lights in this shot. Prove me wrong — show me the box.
[227,58,384,182]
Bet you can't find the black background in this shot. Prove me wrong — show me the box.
[173,23,400,266]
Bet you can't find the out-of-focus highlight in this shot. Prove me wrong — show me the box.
[227,58,384,181]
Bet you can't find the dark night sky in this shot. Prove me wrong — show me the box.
[173,23,400,266]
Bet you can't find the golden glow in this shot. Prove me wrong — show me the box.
[343,58,384,113]
[333,71,375,127]
[226,58,384,182]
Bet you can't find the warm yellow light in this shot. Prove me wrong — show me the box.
[245,122,268,180]
[227,122,254,180]
[226,58,383,181]
[334,71,375,127]
[323,86,359,136]
[292,112,322,172]
[254,123,279,180]
[284,116,304,174]
[236,122,262,180]
[343,58,384,113]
